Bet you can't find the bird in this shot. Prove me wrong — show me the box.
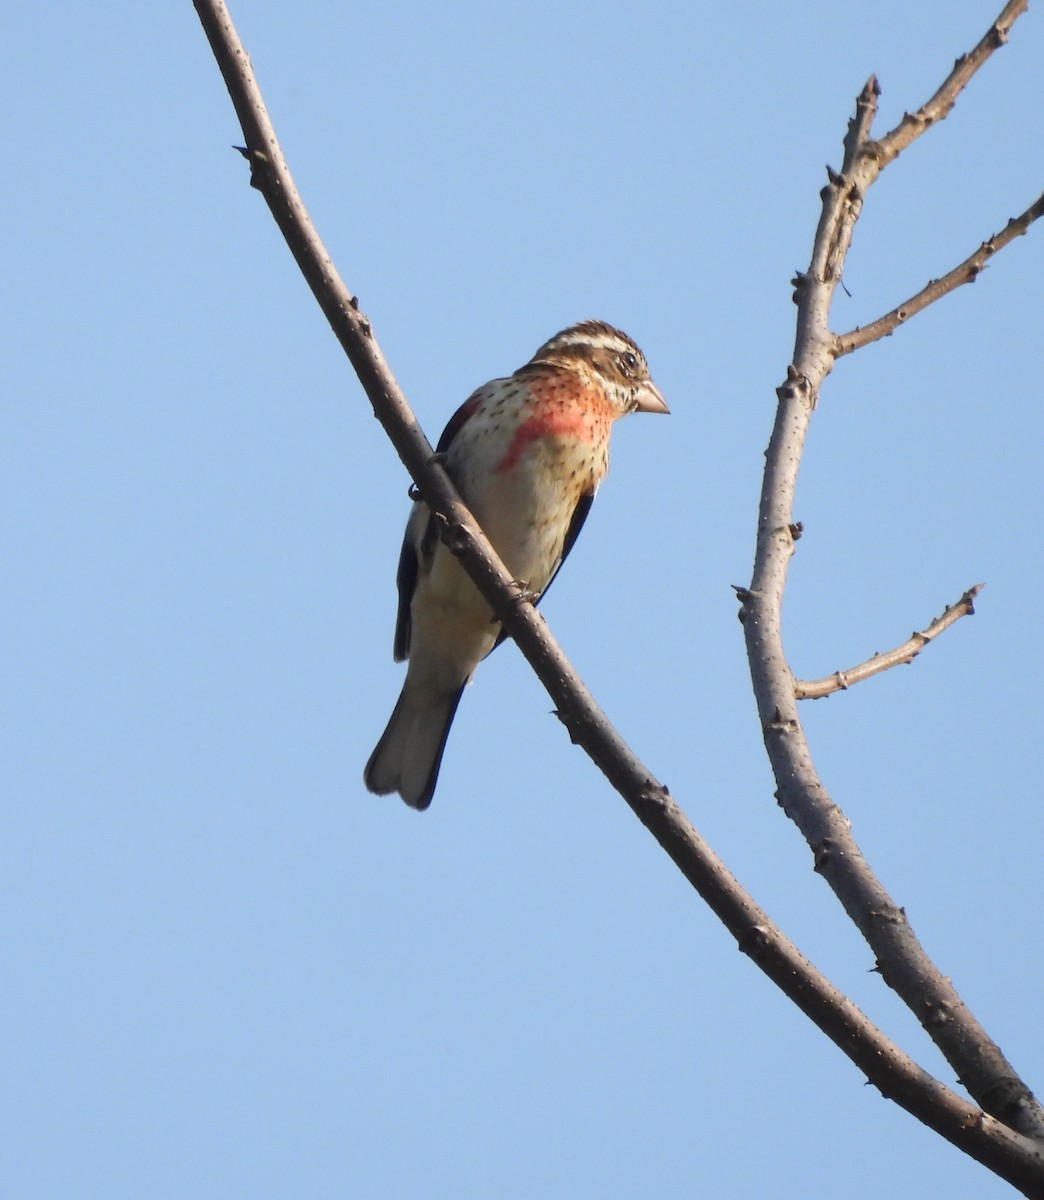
[363,319,668,809]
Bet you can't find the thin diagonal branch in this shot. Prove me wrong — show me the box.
[794,584,983,700]
[836,193,1044,356]
[193,0,1044,1190]
[742,0,1044,1148]
[874,0,1028,167]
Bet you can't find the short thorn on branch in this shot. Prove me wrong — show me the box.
[732,583,753,624]
[775,364,813,404]
[233,143,270,190]
[551,704,585,745]
[794,584,984,700]
[790,272,811,304]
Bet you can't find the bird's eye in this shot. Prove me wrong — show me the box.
[620,351,639,373]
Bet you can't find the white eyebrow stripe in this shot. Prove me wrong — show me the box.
[548,330,641,360]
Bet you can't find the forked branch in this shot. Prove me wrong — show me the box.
[741,0,1044,1152]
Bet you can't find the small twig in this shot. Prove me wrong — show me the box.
[795,584,983,700]
[842,76,881,170]
[836,194,1044,355]
[874,0,1028,168]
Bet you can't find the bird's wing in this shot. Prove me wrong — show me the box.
[391,389,485,661]
[392,506,421,662]
[435,388,484,454]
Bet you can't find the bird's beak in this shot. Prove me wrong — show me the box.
[634,379,669,414]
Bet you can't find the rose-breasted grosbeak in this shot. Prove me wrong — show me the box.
[364,319,668,809]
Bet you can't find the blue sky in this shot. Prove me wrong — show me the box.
[4,2,1042,1197]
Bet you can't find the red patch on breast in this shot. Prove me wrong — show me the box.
[498,379,609,472]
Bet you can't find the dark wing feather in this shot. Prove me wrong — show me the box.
[392,521,418,662]
[392,503,440,661]
[391,391,483,661]
[436,389,483,454]
[536,487,595,605]
[558,489,595,574]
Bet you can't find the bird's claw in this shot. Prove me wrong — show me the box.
[409,454,448,501]
[512,581,539,605]
[489,582,538,624]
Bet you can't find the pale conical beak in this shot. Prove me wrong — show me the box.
[634,379,669,414]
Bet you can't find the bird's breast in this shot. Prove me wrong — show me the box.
[495,377,612,474]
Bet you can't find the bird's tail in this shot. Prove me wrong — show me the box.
[363,684,464,810]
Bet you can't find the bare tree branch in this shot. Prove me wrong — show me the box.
[193,0,1044,1190]
[836,193,1044,355]
[741,0,1044,1148]
[873,0,1028,167]
[805,3,1038,363]
[794,584,983,700]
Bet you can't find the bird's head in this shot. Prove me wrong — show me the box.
[529,320,669,418]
